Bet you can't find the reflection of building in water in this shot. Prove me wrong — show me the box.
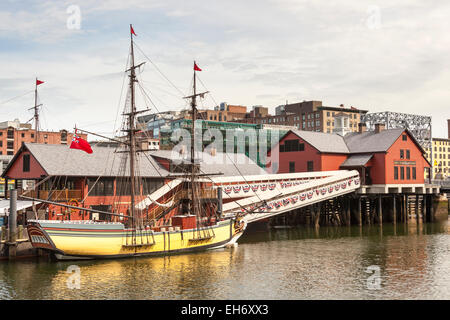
[373,224,428,296]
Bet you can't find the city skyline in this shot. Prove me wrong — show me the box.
[0,0,449,138]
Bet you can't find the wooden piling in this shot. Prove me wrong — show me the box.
[378,195,383,224]
[392,195,397,224]
[357,197,362,226]
[346,198,351,226]
[415,194,420,222]
[403,195,408,223]
[7,189,17,260]
[314,203,320,228]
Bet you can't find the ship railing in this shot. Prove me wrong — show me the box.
[123,228,155,247]
[17,188,82,202]
[189,226,215,242]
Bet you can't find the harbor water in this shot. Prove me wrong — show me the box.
[0,219,449,300]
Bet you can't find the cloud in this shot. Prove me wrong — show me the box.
[0,0,449,138]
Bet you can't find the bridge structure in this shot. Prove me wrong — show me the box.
[209,170,360,224]
[139,170,361,226]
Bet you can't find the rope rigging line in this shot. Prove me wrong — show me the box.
[0,90,34,107]
[133,41,186,98]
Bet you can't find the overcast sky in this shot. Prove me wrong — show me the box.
[0,0,449,138]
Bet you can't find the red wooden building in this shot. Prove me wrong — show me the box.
[2,143,265,222]
[272,125,431,186]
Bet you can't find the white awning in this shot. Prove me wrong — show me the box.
[0,200,41,216]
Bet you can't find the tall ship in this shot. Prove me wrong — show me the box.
[24,25,247,260]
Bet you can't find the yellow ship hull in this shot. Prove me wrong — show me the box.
[27,219,246,260]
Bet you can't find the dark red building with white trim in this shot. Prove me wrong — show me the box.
[272,125,431,187]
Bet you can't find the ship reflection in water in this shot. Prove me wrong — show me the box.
[1,220,449,300]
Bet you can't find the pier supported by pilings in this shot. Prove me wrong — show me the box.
[268,192,447,228]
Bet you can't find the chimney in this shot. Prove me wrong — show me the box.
[358,122,367,133]
[340,104,344,108]
[375,123,385,133]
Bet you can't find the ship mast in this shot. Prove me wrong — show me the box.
[191,63,198,217]
[125,24,147,230]
[33,78,42,143]
[184,62,208,219]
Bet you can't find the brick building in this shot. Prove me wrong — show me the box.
[237,100,368,133]
[0,119,86,156]
[198,103,248,122]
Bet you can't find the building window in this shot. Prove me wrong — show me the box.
[143,178,164,195]
[400,149,404,159]
[289,161,295,173]
[406,150,410,159]
[307,161,314,172]
[21,133,25,138]
[402,134,407,141]
[23,154,30,172]
[406,167,411,179]
[394,166,398,180]
[412,167,416,180]
[283,139,302,152]
[7,141,13,149]
[400,167,405,179]
[88,178,115,196]
[7,151,13,155]
[7,129,14,139]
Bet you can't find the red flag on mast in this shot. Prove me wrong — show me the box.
[130,25,137,36]
[36,79,44,86]
[70,131,93,154]
[194,62,202,71]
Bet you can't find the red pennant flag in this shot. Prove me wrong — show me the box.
[70,134,93,154]
[36,79,44,86]
[194,62,202,71]
[130,25,137,36]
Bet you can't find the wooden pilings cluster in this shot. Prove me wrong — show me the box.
[269,193,438,228]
